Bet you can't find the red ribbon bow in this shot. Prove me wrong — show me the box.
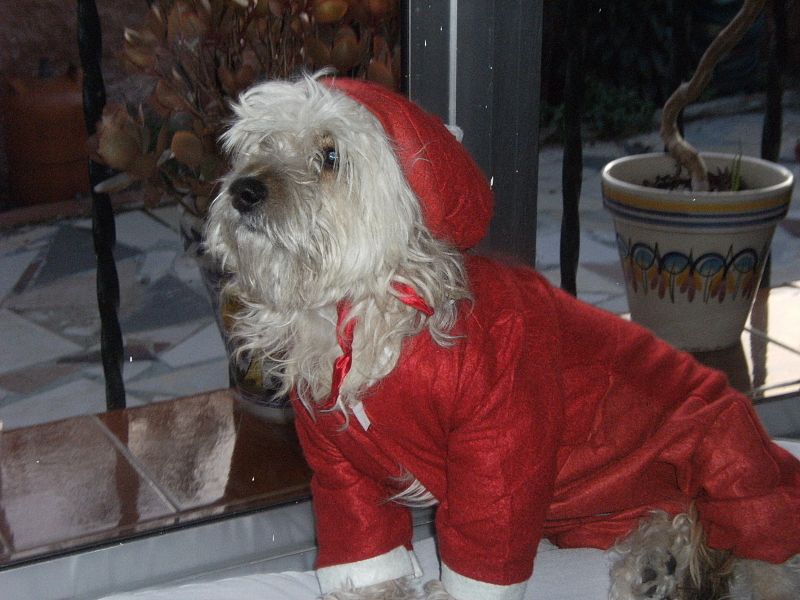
[391,282,435,317]
[321,283,433,410]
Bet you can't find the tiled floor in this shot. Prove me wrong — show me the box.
[0,389,311,567]
[707,285,800,404]
[0,206,230,430]
[0,100,799,584]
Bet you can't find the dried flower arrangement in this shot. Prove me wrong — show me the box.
[94,0,399,216]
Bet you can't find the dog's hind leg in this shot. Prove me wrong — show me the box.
[610,511,694,600]
[609,510,735,600]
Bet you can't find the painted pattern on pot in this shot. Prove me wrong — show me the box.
[616,234,766,304]
[601,153,792,351]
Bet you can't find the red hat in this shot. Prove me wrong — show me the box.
[323,78,493,250]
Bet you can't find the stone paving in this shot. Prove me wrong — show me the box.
[0,207,229,430]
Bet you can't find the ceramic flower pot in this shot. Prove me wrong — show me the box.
[602,152,793,351]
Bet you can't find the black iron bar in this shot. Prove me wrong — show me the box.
[669,0,692,138]
[559,0,586,296]
[78,0,126,410]
[761,0,785,164]
[760,0,786,289]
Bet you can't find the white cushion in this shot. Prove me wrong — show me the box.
[99,439,800,600]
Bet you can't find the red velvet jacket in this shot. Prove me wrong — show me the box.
[294,256,800,594]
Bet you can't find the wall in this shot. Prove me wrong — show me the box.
[0,0,149,208]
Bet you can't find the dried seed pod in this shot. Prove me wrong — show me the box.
[305,37,332,66]
[268,0,287,18]
[217,64,238,96]
[171,130,205,169]
[154,80,186,112]
[332,28,361,71]
[167,2,208,44]
[372,34,389,60]
[367,0,391,18]
[251,0,271,16]
[312,0,349,24]
[127,153,158,180]
[97,105,143,170]
[367,58,394,88]
[122,27,159,71]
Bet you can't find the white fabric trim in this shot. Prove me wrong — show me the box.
[352,401,371,430]
[442,563,528,600]
[316,545,422,593]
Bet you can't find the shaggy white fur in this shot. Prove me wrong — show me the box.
[204,73,468,419]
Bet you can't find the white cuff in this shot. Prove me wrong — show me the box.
[317,545,422,593]
[441,563,528,600]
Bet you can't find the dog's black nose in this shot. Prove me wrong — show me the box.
[229,177,268,212]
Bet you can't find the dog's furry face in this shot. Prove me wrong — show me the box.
[204,75,468,405]
[205,75,424,312]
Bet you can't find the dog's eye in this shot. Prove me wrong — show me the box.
[322,147,339,170]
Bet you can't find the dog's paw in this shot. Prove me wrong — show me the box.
[422,580,457,600]
[611,548,680,600]
[610,512,692,600]
[320,576,424,599]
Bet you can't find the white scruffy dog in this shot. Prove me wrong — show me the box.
[205,73,800,600]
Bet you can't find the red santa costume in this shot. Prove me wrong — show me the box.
[291,79,800,600]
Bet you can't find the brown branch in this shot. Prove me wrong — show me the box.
[660,0,766,190]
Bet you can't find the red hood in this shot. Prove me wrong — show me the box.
[323,78,493,250]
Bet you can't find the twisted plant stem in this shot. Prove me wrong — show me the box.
[660,0,766,190]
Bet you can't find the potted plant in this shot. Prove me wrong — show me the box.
[95,0,400,215]
[94,0,400,419]
[601,0,793,351]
